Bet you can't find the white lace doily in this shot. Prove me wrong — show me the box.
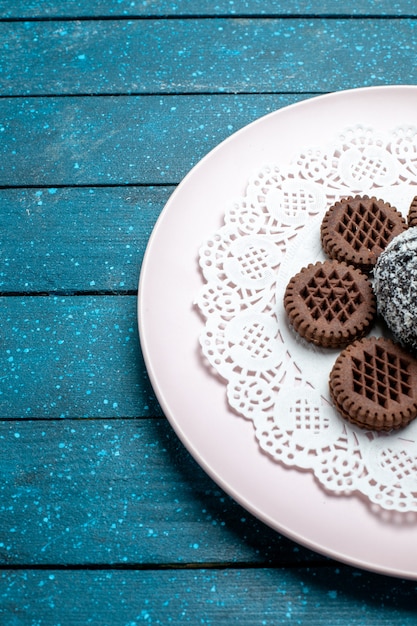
[194,124,417,513]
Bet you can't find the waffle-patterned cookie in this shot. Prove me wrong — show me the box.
[408,195,417,227]
[321,195,407,273]
[329,337,417,431]
[283,260,376,348]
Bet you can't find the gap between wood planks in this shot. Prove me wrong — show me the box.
[0,290,138,297]
[0,91,326,99]
[0,560,330,571]
[1,14,417,22]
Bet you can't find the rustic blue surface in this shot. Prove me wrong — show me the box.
[0,186,166,292]
[2,568,417,625]
[0,95,307,185]
[1,19,417,96]
[0,0,417,17]
[0,296,163,418]
[2,1,417,624]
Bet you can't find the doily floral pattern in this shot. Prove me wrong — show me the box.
[194,125,417,513]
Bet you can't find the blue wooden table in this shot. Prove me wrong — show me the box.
[2,2,417,624]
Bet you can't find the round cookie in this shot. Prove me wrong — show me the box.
[321,195,407,273]
[408,195,417,227]
[283,259,376,348]
[329,336,417,431]
[373,227,417,351]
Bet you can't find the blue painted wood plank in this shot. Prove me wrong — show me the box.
[0,186,168,293]
[0,18,417,96]
[0,295,162,418]
[0,418,320,566]
[0,94,306,186]
[1,566,417,625]
[0,0,416,18]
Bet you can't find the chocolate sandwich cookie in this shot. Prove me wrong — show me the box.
[321,195,407,273]
[408,195,417,227]
[329,336,417,431]
[283,259,376,348]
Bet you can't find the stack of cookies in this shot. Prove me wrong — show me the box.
[284,194,417,432]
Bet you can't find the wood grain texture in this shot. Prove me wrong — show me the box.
[0,0,416,18]
[1,1,417,618]
[1,567,417,626]
[0,186,168,293]
[0,295,162,418]
[0,418,322,566]
[1,18,417,96]
[0,94,306,186]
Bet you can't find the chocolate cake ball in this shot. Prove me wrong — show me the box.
[373,228,417,351]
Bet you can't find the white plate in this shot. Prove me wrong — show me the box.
[138,86,417,579]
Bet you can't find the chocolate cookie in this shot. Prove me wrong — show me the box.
[283,260,376,348]
[408,195,417,227]
[329,337,417,431]
[321,195,407,273]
